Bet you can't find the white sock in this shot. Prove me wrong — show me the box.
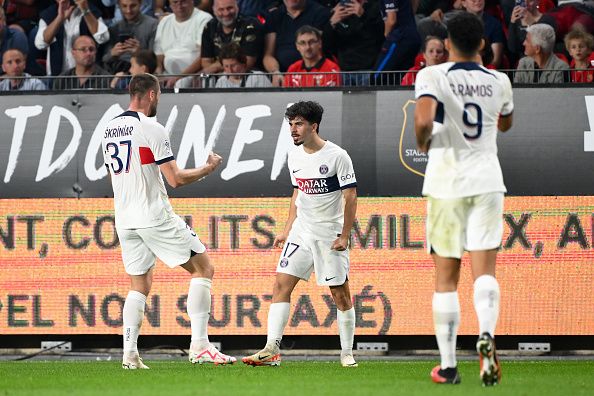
[123,290,146,355]
[473,275,500,337]
[433,292,460,369]
[337,307,355,356]
[188,277,212,350]
[265,302,290,352]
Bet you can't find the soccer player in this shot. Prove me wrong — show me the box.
[413,13,514,386]
[101,73,236,369]
[242,101,358,368]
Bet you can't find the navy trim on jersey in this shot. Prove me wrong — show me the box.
[341,183,357,190]
[435,101,445,123]
[155,156,175,165]
[116,110,140,120]
[447,62,495,77]
[296,175,340,195]
[418,93,438,101]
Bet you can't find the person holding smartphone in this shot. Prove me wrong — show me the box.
[507,0,547,64]
[102,0,159,73]
[35,0,110,77]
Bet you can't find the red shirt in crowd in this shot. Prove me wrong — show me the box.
[284,57,341,87]
[570,59,594,83]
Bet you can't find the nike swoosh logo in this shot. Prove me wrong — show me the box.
[258,354,270,360]
[325,276,336,281]
[292,169,301,173]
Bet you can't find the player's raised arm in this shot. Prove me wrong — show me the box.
[332,187,357,251]
[159,152,223,188]
[273,187,299,248]
[414,96,437,153]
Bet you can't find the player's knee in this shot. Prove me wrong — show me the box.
[331,290,352,311]
[272,280,292,300]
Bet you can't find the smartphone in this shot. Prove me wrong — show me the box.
[515,0,526,7]
[118,33,134,43]
[339,0,352,6]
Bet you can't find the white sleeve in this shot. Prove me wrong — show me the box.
[288,154,297,187]
[499,73,514,116]
[414,67,441,100]
[336,150,356,189]
[35,19,53,49]
[154,20,165,56]
[146,122,174,164]
[92,18,110,45]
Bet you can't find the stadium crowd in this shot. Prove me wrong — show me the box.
[0,0,593,90]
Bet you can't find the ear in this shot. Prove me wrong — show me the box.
[479,38,485,52]
[445,38,452,53]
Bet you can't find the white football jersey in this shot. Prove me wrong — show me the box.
[288,141,357,240]
[102,110,175,229]
[415,62,514,198]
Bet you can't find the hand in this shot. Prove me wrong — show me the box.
[510,6,525,23]
[430,9,444,23]
[330,5,349,26]
[124,38,140,53]
[111,42,127,57]
[273,232,288,248]
[331,235,349,251]
[74,0,89,12]
[271,72,283,87]
[345,2,364,17]
[57,0,75,20]
[205,152,223,173]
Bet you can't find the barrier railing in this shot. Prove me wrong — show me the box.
[0,69,587,92]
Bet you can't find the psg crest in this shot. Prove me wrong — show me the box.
[319,165,329,175]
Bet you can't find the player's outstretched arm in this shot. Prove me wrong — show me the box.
[498,113,513,132]
[273,188,299,248]
[414,96,437,153]
[332,187,357,251]
[159,152,223,188]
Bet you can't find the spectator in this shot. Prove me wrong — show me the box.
[0,48,46,90]
[374,0,421,84]
[111,48,157,88]
[565,27,594,83]
[325,0,384,86]
[101,0,164,24]
[0,8,29,62]
[154,0,212,88]
[462,0,505,68]
[201,0,264,73]
[35,0,110,77]
[53,34,111,89]
[284,25,340,87]
[215,42,272,87]
[102,0,158,73]
[401,35,446,85]
[514,23,570,83]
[263,0,330,86]
[508,0,551,64]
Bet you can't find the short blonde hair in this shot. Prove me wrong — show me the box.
[564,27,594,52]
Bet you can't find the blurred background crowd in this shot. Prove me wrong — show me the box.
[0,0,592,90]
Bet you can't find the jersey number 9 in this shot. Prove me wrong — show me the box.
[462,103,483,140]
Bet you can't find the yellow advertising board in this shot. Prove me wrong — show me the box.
[1,197,592,335]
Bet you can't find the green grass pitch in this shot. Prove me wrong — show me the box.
[0,360,593,396]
